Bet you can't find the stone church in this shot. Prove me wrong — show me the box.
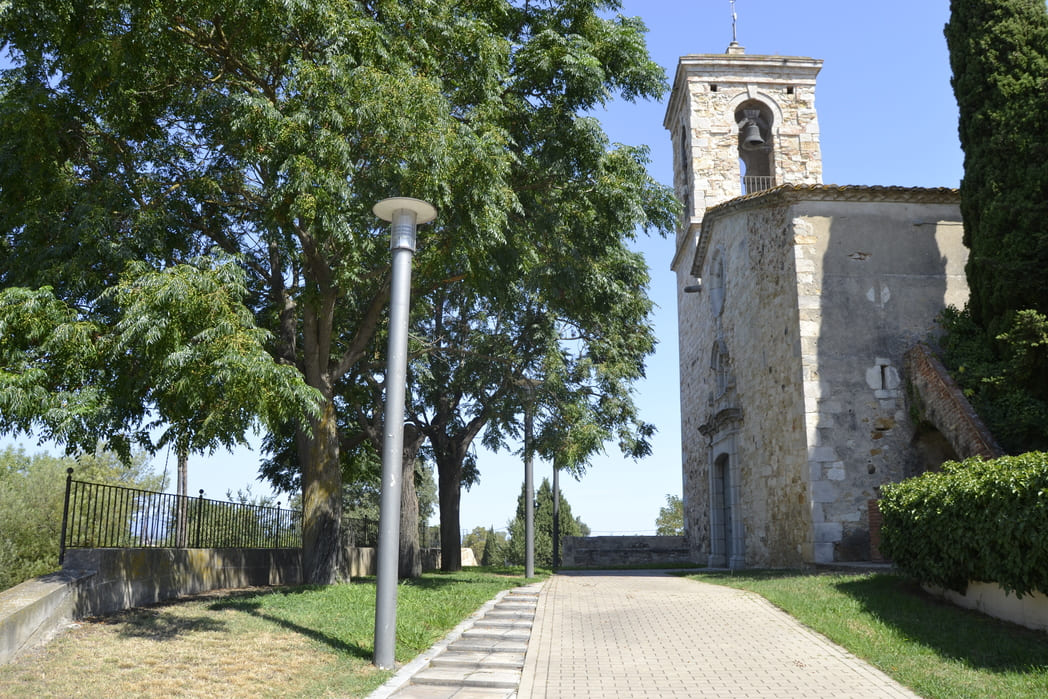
[665,43,972,567]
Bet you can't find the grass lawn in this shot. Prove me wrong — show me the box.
[688,570,1048,699]
[0,568,542,698]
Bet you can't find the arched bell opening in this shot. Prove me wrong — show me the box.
[735,101,775,194]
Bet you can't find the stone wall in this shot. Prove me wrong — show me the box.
[560,536,692,568]
[679,187,967,567]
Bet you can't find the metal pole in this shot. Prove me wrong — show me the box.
[59,468,74,565]
[524,395,535,579]
[552,458,560,569]
[372,197,436,670]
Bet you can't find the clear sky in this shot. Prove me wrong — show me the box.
[4,1,965,537]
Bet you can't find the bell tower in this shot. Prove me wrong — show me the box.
[664,40,823,565]
[664,43,823,276]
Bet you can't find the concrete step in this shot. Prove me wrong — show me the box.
[410,666,521,690]
[462,627,531,641]
[473,619,532,630]
[429,650,525,670]
[447,637,529,653]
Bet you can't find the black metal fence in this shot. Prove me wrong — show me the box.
[344,517,378,548]
[59,468,302,564]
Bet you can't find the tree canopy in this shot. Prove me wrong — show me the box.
[0,0,675,582]
[655,494,684,536]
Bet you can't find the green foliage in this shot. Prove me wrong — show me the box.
[941,0,1048,454]
[505,477,588,568]
[0,256,322,460]
[879,452,1048,597]
[0,446,163,591]
[938,305,1048,452]
[655,494,684,536]
[480,527,506,566]
[945,0,1048,328]
[0,0,674,581]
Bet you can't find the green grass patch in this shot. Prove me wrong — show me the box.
[687,570,1048,699]
[0,568,543,698]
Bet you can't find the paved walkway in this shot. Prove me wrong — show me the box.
[370,570,921,699]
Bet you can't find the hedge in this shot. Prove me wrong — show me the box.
[879,452,1048,598]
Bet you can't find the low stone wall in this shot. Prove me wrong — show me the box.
[924,581,1048,633]
[64,547,303,618]
[561,536,693,568]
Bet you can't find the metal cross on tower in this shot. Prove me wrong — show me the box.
[730,0,738,44]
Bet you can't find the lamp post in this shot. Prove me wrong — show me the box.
[552,456,560,569]
[518,378,541,579]
[372,196,436,670]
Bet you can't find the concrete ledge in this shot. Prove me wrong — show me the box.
[924,581,1048,632]
[0,570,91,664]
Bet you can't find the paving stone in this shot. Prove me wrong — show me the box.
[372,573,920,699]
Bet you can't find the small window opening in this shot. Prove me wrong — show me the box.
[786,86,795,95]
[710,84,718,92]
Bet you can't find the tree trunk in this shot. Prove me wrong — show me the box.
[300,400,346,584]
[175,445,189,548]
[436,455,463,572]
[398,424,425,579]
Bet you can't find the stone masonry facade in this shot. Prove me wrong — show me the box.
[665,45,970,567]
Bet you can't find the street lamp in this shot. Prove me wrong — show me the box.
[552,455,560,569]
[372,196,436,670]
[517,378,541,579]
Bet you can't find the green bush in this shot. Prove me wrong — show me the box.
[938,306,1048,453]
[879,452,1048,597]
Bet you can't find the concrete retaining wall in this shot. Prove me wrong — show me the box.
[924,582,1048,633]
[0,570,90,665]
[561,536,693,568]
[64,547,304,618]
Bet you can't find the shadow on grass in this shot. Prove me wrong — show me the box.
[694,570,1048,675]
[833,575,1048,674]
[207,599,373,661]
[109,608,229,640]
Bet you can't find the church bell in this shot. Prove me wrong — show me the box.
[740,120,764,149]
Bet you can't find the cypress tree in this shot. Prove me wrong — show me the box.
[945,0,1048,327]
[940,0,1048,451]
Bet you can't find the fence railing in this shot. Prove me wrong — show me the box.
[344,517,378,548]
[59,469,302,564]
[742,175,775,194]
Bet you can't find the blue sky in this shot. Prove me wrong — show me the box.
[4,1,965,538]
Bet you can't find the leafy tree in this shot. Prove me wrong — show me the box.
[0,0,672,583]
[940,0,1048,451]
[506,478,587,569]
[463,526,490,555]
[0,446,164,591]
[409,235,663,571]
[655,494,684,536]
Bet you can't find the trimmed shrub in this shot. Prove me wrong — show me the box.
[879,452,1048,598]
